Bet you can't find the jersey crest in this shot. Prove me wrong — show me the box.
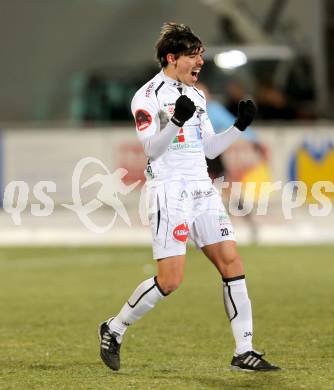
[135,109,152,131]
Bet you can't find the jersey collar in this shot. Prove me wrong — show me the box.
[160,69,185,89]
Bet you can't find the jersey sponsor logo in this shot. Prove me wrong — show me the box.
[135,109,152,131]
[168,140,201,151]
[173,127,185,143]
[173,222,189,243]
[171,126,202,145]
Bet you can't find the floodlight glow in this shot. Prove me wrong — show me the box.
[214,50,248,69]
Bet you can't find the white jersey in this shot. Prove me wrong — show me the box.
[131,70,215,182]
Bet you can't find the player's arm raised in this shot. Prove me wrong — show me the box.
[203,99,257,159]
[132,95,195,160]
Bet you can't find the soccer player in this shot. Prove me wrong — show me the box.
[99,22,280,372]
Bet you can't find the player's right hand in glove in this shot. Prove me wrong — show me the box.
[171,95,196,127]
[234,99,257,131]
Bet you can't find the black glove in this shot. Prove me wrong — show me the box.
[171,95,196,127]
[234,99,257,131]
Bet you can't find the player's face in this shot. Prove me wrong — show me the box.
[167,48,204,86]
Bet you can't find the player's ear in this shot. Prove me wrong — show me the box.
[166,53,176,65]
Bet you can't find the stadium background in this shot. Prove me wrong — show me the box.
[0,1,333,389]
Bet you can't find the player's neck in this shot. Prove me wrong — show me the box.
[162,67,179,83]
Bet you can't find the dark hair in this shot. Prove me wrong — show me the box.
[155,22,202,68]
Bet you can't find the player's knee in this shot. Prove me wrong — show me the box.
[222,252,242,267]
[159,276,183,294]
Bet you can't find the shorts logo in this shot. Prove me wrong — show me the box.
[191,188,214,199]
[178,190,188,201]
[135,109,152,131]
[173,223,189,243]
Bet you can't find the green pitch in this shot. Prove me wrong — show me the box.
[0,245,333,389]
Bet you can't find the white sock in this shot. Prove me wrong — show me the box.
[223,275,253,355]
[108,276,166,342]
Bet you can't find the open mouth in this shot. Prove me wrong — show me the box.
[191,70,200,79]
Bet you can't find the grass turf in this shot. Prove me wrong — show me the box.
[0,245,333,389]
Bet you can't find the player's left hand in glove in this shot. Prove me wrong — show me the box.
[234,99,257,131]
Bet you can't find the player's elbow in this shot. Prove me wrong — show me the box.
[204,149,219,160]
[142,139,163,160]
[143,144,157,160]
[144,149,157,160]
